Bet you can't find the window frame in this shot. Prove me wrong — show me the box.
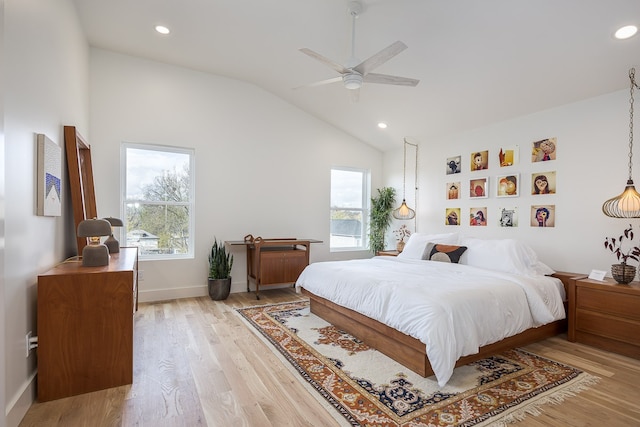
[329,166,370,252]
[121,142,196,260]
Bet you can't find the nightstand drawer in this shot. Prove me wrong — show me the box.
[576,310,640,344]
[576,287,640,320]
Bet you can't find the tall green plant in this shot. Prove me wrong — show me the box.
[209,238,233,279]
[369,187,396,254]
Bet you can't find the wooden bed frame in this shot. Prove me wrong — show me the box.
[301,271,579,378]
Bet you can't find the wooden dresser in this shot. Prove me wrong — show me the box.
[567,276,640,359]
[37,247,138,401]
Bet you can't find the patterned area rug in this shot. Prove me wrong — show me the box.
[236,301,598,427]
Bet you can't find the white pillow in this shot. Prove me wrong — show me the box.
[397,232,460,260]
[459,237,554,277]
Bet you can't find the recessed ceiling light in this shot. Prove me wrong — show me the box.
[377,122,388,129]
[615,25,637,40]
[155,25,170,35]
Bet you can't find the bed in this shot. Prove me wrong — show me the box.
[296,232,574,387]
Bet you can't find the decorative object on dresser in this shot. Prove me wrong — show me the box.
[37,247,139,401]
[568,276,640,359]
[602,68,640,218]
[103,216,124,253]
[603,224,640,284]
[369,187,396,254]
[392,138,418,220]
[208,238,233,300]
[76,218,112,267]
[226,235,322,299]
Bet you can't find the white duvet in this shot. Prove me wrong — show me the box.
[295,256,566,387]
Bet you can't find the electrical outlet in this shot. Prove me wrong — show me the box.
[25,331,32,358]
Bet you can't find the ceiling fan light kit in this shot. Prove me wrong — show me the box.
[298,0,419,99]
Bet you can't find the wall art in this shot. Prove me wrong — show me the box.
[531,171,556,194]
[445,208,461,226]
[496,174,519,197]
[498,145,519,167]
[470,207,487,226]
[470,150,488,171]
[446,155,461,174]
[469,177,488,198]
[531,204,556,227]
[446,181,461,199]
[498,207,518,227]
[531,137,557,162]
[36,133,62,216]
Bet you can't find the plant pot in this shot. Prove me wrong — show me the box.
[611,264,636,284]
[208,277,231,300]
[396,240,405,253]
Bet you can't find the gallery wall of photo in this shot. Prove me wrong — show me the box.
[445,137,557,228]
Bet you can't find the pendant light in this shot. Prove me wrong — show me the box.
[603,68,640,218]
[393,138,418,220]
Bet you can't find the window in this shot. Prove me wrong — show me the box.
[122,143,195,259]
[330,167,369,251]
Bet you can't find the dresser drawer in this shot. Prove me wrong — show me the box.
[576,309,640,345]
[576,287,640,320]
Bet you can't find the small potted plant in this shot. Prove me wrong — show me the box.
[604,224,640,284]
[208,238,234,300]
[393,224,412,252]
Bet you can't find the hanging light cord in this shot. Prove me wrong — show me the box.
[629,68,639,182]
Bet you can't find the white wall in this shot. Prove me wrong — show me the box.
[3,0,88,425]
[89,49,383,302]
[384,89,635,276]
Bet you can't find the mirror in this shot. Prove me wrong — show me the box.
[64,125,97,254]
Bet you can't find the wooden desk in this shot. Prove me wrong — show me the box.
[227,236,322,299]
[37,247,138,401]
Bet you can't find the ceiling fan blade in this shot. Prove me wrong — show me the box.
[293,76,342,90]
[353,41,408,75]
[299,48,348,74]
[363,73,420,87]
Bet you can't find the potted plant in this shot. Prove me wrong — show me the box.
[208,238,234,300]
[369,187,396,254]
[604,224,640,284]
[393,224,411,252]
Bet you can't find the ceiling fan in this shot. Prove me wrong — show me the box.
[298,0,419,101]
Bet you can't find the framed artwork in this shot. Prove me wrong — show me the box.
[531,204,556,227]
[446,155,461,174]
[470,207,487,226]
[36,133,62,217]
[531,171,556,194]
[531,137,557,162]
[470,150,488,171]
[469,177,488,198]
[498,207,518,227]
[446,181,461,200]
[445,208,461,226]
[498,145,519,167]
[496,174,519,197]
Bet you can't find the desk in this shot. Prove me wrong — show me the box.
[227,236,322,299]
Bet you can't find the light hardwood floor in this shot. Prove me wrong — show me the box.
[19,288,640,426]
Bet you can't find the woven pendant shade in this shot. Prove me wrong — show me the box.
[393,199,415,220]
[393,138,418,220]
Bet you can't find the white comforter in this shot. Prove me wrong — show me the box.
[295,256,566,387]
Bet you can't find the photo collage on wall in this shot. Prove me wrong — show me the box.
[444,137,557,227]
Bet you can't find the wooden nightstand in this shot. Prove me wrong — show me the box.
[568,276,640,359]
[376,250,400,257]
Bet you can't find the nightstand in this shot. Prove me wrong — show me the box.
[568,276,640,359]
[376,250,400,257]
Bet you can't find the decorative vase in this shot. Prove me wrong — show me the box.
[611,263,636,284]
[396,240,405,253]
[208,277,232,300]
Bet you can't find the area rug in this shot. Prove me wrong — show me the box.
[236,301,599,427]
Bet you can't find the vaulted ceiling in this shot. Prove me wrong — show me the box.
[72,0,639,151]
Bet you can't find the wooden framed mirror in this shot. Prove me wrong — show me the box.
[64,125,98,254]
